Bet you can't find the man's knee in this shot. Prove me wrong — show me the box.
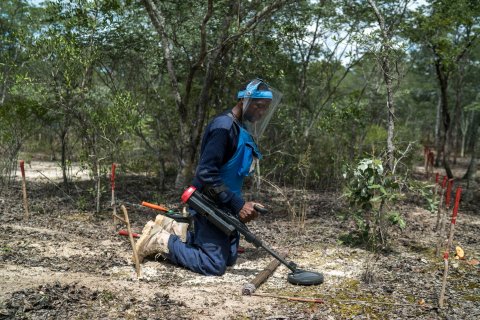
[196,244,228,276]
[202,260,227,276]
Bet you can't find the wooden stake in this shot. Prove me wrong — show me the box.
[113,214,127,224]
[19,160,30,220]
[436,179,455,256]
[121,205,141,278]
[439,187,462,308]
[95,158,101,214]
[433,173,440,196]
[111,163,117,225]
[242,251,287,295]
[434,176,447,232]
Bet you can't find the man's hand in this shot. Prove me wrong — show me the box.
[239,201,263,223]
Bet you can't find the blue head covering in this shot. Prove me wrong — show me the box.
[237,79,273,100]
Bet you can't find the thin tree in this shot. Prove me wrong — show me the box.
[366,0,409,172]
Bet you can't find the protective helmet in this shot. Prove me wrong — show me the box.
[237,78,282,140]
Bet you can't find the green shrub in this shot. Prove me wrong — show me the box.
[342,158,404,250]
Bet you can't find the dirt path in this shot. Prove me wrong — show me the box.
[1,161,479,319]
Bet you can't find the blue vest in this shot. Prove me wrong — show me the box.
[219,125,262,197]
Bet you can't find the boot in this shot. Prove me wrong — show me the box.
[135,221,171,263]
[154,214,189,243]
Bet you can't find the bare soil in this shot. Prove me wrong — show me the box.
[0,161,479,319]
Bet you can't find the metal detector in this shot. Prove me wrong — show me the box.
[181,186,324,286]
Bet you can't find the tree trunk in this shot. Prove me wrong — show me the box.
[452,65,465,164]
[460,110,473,158]
[384,59,395,172]
[435,59,453,178]
[367,0,398,172]
[462,114,479,204]
[434,94,442,167]
[463,112,479,181]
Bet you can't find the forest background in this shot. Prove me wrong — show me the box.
[1,0,479,205]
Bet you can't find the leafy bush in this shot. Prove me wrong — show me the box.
[342,158,404,250]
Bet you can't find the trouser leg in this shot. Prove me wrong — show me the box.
[227,233,240,266]
[165,214,239,276]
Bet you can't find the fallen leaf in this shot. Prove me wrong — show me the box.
[455,246,465,259]
[467,259,479,266]
[418,299,425,305]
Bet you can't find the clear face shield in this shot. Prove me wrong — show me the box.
[237,79,283,140]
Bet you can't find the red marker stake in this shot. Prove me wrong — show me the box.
[119,230,140,238]
[445,179,454,208]
[111,163,117,225]
[439,187,462,308]
[441,176,447,189]
[19,160,30,220]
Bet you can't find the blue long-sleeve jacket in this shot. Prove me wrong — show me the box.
[192,111,245,214]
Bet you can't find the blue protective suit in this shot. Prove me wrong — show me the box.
[166,112,261,275]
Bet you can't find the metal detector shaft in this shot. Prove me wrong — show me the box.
[181,187,297,272]
[260,245,296,272]
[218,209,297,272]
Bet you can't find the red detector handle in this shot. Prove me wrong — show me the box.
[181,186,197,204]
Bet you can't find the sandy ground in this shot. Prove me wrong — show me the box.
[1,161,479,319]
[12,161,90,182]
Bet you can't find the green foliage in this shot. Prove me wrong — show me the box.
[405,180,439,214]
[342,158,403,250]
[0,0,478,204]
[387,212,406,230]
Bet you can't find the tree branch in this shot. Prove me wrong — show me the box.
[184,0,213,107]
[141,0,186,121]
[209,0,293,53]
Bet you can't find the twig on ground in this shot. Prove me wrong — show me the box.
[251,293,433,308]
[252,293,324,304]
